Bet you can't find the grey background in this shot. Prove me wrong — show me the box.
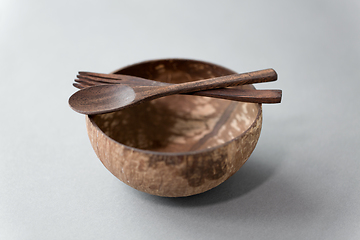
[1,0,359,239]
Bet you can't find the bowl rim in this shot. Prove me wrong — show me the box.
[87,58,263,156]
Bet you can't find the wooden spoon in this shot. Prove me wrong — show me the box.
[69,68,278,115]
[74,72,282,104]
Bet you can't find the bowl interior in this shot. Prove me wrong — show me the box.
[91,59,260,152]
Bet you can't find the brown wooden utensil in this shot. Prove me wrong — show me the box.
[69,68,279,115]
[74,71,282,104]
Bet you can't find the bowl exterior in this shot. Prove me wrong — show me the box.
[85,58,263,197]
[86,110,262,197]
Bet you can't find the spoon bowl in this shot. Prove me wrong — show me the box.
[69,84,136,114]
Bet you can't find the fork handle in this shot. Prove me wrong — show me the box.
[190,88,282,103]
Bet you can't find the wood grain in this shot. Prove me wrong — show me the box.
[86,59,264,197]
[74,72,282,104]
[69,69,279,115]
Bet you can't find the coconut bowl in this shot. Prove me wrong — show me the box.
[85,59,262,197]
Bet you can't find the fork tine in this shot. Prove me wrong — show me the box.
[77,74,120,84]
[75,76,101,84]
[73,79,112,89]
[75,78,114,87]
[79,71,123,80]
[74,78,95,85]
[73,82,86,89]
[74,78,105,88]
[77,81,95,87]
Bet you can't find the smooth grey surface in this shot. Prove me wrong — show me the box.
[1,0,359,239]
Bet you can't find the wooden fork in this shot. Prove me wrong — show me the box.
[73,71,282,104]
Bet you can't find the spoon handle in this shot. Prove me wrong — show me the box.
[155,69,277,96]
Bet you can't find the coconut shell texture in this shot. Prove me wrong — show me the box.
[86,59,262,197]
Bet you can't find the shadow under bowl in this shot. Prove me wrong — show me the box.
[86,59,262,197]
